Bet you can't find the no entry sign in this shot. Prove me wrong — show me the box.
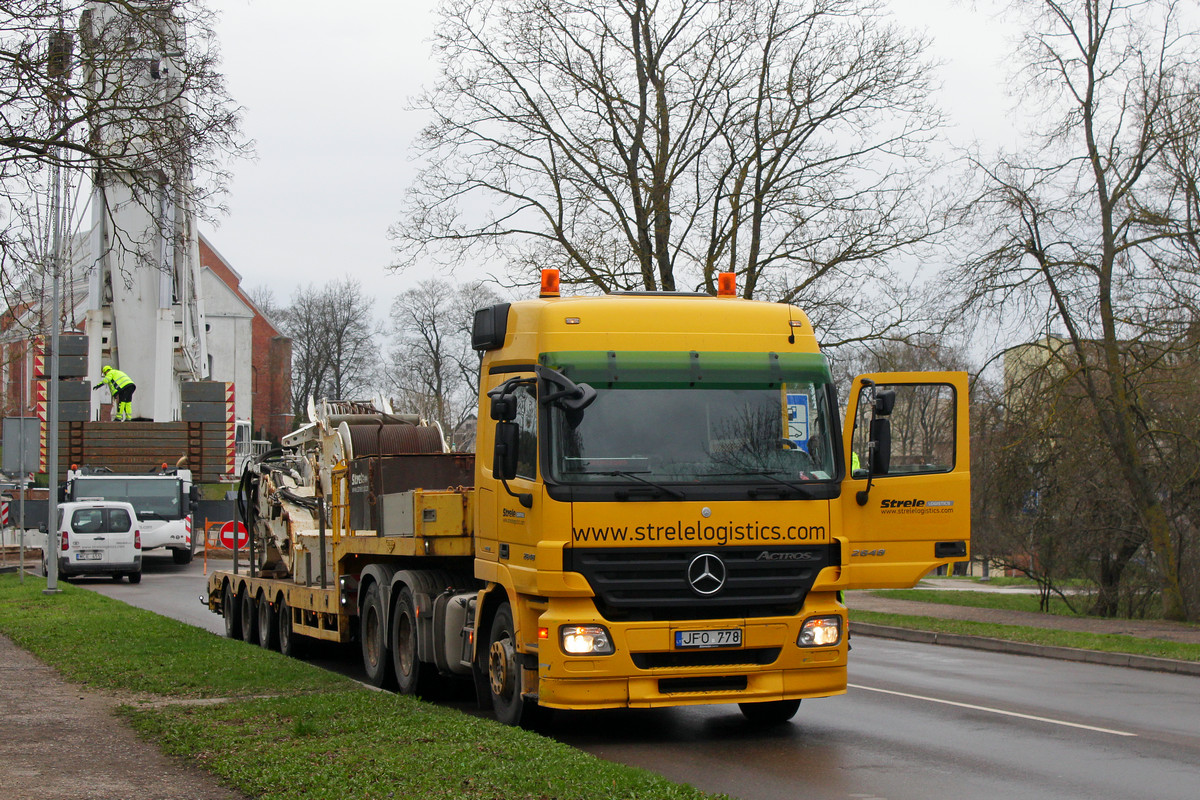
[218,520,249,549]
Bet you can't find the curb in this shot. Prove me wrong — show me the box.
[851,622,1200,677]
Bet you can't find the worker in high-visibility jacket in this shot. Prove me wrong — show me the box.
[94,365,136,421]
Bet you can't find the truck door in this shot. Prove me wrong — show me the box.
[838,371,970,590]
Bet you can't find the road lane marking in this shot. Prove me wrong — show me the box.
[848,683,1137,737]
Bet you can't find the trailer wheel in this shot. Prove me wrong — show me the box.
[240,588,258,644]
[257,590,279,650]
[738,699,801,725]
[172,547,193,565]
[278,597,303,658]
[488,602,534,727]
[360,583,395,689]
[391,587,426,695]
[223,582,242,639]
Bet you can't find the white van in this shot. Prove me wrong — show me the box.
[45,501,143,583]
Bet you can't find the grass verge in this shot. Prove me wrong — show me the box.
[871,588,1081,616]
[0,574,721,800]
[849,609,1200,662]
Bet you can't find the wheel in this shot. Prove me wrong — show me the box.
[240,588,258,644]
[487,602,534,727]
[360,583,395,689]
[278,597,304,658]
[111,573,123,582]
[257,591,279,650]
[391,587,428,696]
[127,571,142,585]
[223,582,242,639]
[172,547,193,565]
[738,699,801,725]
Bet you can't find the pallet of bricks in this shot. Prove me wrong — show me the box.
[49,386,236,483]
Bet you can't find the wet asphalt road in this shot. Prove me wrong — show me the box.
[82,553,1200,800]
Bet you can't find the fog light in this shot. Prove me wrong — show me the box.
[560,624,614,655]
[797,615,842,647]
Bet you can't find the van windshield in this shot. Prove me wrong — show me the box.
[544,351,838,487]
[72,478,181,520]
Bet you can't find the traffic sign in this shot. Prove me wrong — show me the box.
[218,520,249,549]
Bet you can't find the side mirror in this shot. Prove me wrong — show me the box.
[869,418,891,476]
[490,394,517,422]
[493,421,520,480]
[38,522,48,534]
[874,389,896,416]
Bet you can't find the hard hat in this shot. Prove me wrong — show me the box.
[102,365,112,373]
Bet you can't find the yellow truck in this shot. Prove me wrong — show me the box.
[205,271,969,726]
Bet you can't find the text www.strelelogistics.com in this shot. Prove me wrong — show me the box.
[571,521,827,546]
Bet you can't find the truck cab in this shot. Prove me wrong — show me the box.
[470,275,969,724]
[64,466,198,564]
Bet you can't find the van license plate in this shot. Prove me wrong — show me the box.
[675,628,742,649]
[76,551,102,561]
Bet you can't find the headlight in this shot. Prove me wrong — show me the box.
[797,615,842,647]
[560,624,615,655]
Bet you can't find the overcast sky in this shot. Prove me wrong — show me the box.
[209,0,1019,314]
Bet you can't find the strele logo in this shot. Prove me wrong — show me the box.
[756,551,818,562]
[880,498,925,509]
[502,508,526,520]
[687,553,727,596]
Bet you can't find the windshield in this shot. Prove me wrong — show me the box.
[72,478,182,520]
[545,351,837,487]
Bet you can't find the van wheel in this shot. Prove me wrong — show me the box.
[488,602,534,727]
[278,597,303,658]
[240,588,258,644]
[128,571,142,585]
[172,547,193,565]
[360,583,394,689]
[257,592,279,650]
[738,699,801,725]
[223,583,242,639]
[111,573,123,582]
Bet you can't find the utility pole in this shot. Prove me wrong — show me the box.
[43,13,72,595]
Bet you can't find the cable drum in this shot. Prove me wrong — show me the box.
[339,422,445,459]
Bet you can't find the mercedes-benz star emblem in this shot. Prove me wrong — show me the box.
[687,553,726,596]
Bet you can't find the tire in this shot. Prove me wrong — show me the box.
[360,583,395,689]
[172,547,193,565]
[391,587,427,696]
[240,588,258,644]
[487,602,534,727]
[738,699,801,725]
[111,573,123,582]
[257,591,279,650]
[278,597,303,658]
[128,571,142,585]
[223,582,242,639]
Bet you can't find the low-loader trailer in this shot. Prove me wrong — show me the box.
[205,271,970,725]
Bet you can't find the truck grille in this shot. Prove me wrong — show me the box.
[562,544,837,621]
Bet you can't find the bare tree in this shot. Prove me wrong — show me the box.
[954,0,1200,619]
[1,1,247,317]
[394,0,946,346]
[388,279,500,449]
[279,279,382,419]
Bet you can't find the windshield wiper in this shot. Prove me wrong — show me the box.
[593,470,685,500]
[707,470,818,499]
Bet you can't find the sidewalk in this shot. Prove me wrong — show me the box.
[0,634,246,800]
[848,583,1200,676]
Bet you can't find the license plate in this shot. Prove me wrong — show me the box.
[675,628,742,649]
[75,551,102,561]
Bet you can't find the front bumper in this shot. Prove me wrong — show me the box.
[532,595,848,710]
